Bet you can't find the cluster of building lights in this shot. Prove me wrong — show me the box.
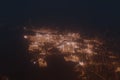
[23,27,120,80]
[24,28,102,68]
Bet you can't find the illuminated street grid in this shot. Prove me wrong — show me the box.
[24,27,120,80]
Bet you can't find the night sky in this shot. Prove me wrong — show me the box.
[0,0,120,80]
